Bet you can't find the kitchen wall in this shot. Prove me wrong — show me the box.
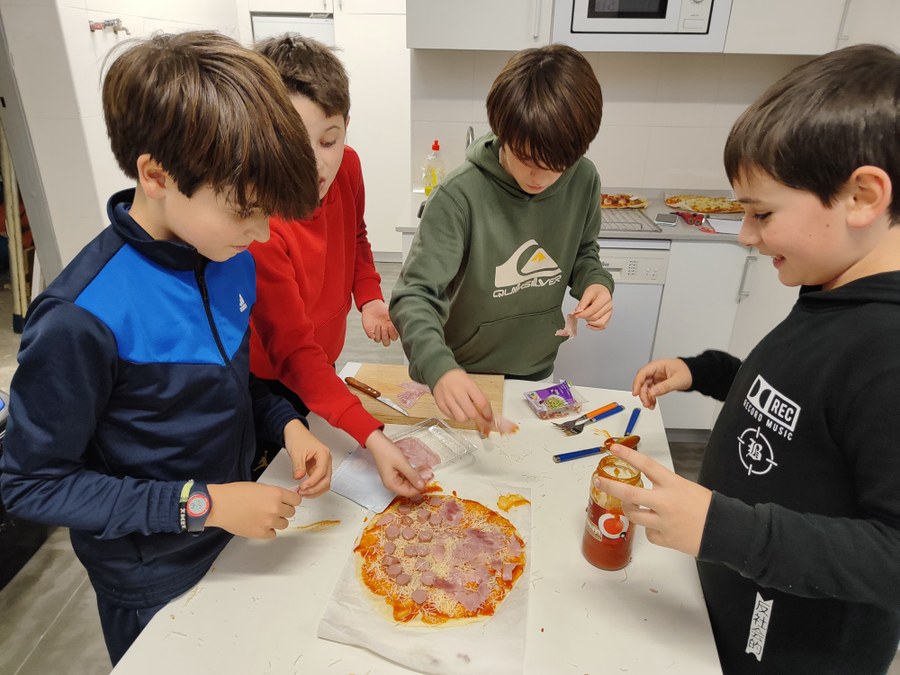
[0,0,241,276]
[410,50,810,192]
[0,1,815,276]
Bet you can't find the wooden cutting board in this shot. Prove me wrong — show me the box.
[346,363,504,430]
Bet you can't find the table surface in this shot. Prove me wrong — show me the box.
[113,375,721,674]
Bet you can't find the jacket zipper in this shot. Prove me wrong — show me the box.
[194,260,254,480]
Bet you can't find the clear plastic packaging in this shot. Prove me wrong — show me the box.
[523,381,585,420]
[389,417,477,471]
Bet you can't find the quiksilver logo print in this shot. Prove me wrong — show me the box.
[492,239,562,298]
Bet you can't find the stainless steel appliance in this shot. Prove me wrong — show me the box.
[552,0,733,52]
[554,239,669,391]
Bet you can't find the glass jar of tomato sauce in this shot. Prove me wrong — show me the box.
[582,455,643,570]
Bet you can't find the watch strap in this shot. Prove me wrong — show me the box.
[185,482,211,533]
[178,479,195,533]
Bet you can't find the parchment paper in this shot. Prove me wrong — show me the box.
[317,478,531,675]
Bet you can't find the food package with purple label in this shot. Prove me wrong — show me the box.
[523,380,585,420]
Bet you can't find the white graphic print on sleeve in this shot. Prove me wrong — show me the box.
[746,593,774,662]
[493,239,562,298]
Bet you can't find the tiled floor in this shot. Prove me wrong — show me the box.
[1,264,896,674]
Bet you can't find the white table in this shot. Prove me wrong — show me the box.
[113,379,721,674]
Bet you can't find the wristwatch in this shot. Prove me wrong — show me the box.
[179,480,212,533]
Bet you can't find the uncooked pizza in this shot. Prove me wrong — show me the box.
[601,193,648,209]
[664,194,744,213]
[354,493,526,624]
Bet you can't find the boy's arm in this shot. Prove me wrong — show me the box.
[569,171,614,299]
[346,148,383,310]
[389,189,466,389]
[681,350,742,401]
[247,373,306,446]
[0,300,184,537]
[250,234,382,447]
[344,151,397,345]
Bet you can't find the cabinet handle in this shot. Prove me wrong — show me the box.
[532,0,543,40]
[835,0,852,48]
[737,254,757,301]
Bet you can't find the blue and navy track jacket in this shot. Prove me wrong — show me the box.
[0,189,302,608]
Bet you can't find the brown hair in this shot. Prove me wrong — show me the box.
[486,44,602,173]
[102,31,318,220]
[725,43,900,222]
[254,33,350,119]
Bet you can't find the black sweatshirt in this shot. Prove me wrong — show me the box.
[683,273,900,674]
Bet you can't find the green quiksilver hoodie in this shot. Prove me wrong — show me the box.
[390,133,614,389]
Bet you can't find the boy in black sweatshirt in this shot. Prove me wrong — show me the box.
[598,44,900,674]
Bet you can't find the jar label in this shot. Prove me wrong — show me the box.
[585,499,630,543]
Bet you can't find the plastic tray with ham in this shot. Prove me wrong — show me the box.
[390,418,478,472]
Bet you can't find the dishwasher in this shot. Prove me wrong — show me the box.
[554,209,670,391]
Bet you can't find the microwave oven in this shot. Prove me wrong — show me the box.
[552,0,733,53]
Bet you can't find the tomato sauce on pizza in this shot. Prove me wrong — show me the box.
[354,494,526,625]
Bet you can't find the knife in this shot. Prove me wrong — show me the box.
[344,377,411,417]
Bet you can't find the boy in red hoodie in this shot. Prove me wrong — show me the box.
[249,34,426,496]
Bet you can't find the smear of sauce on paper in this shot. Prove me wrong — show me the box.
[497,494,531,512]
[292,519,341,532]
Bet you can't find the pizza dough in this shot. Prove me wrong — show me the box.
[354,493,526,625]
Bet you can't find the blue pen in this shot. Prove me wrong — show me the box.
[552,446,606,463]
[624,407,641,436]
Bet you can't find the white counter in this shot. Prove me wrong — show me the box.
[113,380,721,674]
[397,189,740,260]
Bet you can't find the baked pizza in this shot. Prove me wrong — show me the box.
[664,194,744,213]
[601,193,648,209]
[354,493,526,625]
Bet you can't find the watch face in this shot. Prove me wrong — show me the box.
[187,493,210,518]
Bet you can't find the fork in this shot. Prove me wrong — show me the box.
[559,403,625,436]
[552,402,620,433]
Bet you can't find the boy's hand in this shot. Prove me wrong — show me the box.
[594,443,712,557]
[631,358,693,409]
[206,482,301,539]
[366,429,431,498]
[433,368,494,429]
[574,284,613,330]
[283,419,332,497]
[361,299,399,347]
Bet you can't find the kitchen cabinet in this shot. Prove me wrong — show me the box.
[339,0,405,13]
[334,10,410,252]
[839,0,900,51]
[728,250,798,360]
[247,0,332,12]
[651,241,795,431]
[406,0,552,50]
[724,0,848,54]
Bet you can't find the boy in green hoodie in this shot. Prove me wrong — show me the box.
[389,44,614,428]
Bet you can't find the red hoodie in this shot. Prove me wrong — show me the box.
[249,146,384,445]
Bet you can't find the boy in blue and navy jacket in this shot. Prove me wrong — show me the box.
[0,31,331,665]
